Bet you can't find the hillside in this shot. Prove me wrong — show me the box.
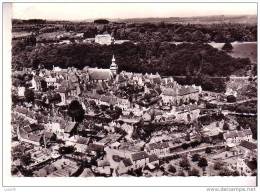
[117,15,257,24]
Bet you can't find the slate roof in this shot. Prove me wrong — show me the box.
[23,125,33,133]
[224,130,252,140]
[118,74,127,82]
[100,95,118,105]
[98,160,110,167]
[70,74,78,83]
[240,140,257,151]
[88,68,113,81]
[85,92,101,100]
[148,142,169,150]
[64,122,77,133]
[15,106,28,114]
[122,158,133,167]
[44,131,54,139]
[162,87,177,97]
[244,129,252,136]
[131,151,149,161]
[237,131,246,137]
[224,131,238,139]
[178,86,199,96]
[148,154,159,163]
[88,143,104,152]
[27,134,42,143]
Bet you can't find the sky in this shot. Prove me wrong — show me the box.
[12,2,257,21]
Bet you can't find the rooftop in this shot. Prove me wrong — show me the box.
[178,86,199,96]
[64,122,77,133]
[131,151,149,161]
[148,154,159,163]
[88,68,113,81]
[239,140,257,151]
[122,158,133,167]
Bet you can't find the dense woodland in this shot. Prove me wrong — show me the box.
[12,40,251,74]
[13,18,257,43]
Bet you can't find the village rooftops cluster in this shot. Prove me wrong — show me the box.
[11,53,257,177]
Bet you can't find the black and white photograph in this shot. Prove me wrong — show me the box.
[1,1,258,189]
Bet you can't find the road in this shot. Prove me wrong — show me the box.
[209,98,257,106]
[171,75,257,80]
[160,144,225,159]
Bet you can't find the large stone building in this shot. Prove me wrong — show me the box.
[160,78,201,106]
[95,34,114,45]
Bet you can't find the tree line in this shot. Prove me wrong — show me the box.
[12,19,257,43]
[12,41,251,92]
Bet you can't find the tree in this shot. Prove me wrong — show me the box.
[192,154,201,162]
[188,168,200,176]
[205,147,212,154]
[222,42,233,52]
[190,140,200,148]
[68,100,85,122]
[20,152,32,166]
[168,164,176,174]
[181,143,190,150]
[12,145,25,160]
[58,146,75,155]
[214,162,223,170]
[232,170,240,176]
[185,132,191,141]
[223,122,230,131]
[24,88,35,103]
[236,125,242,131]
[219,167,233,176]
[179,157,190,170]
[40,79,47,92]
[198,157,208,168]
[177,170,186,176]
[94,19,109,24]
[227,95,236,103]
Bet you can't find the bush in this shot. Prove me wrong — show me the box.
[192,154,201,162]
[214,162,223,170]
[181,143,190,150]
[222,42,233,52]
[227,95,236,103]
[219,168,233,176]
[223,122,230,130]
[205,147,212,154]
[188,168,200,176]
[198,157,208,168]
[179,157,190,170]
[168,165,177,174]
[177,170,186,176]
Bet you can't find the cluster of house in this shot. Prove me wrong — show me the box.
[14,54,203,125]
[224,129,253,146]
[11,53,257,177]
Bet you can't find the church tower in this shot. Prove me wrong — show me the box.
[110,55,118,76]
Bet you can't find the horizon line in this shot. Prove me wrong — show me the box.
[12,14,257,22]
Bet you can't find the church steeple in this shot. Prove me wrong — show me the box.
[112,55,115,63]
[110,54,118,76]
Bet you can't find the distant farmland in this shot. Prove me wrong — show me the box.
[230,42,257,63]
[209,42,257,63]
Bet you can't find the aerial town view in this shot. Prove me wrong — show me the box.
[9,3,257,178]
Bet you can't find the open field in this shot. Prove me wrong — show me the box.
[209,42,257,63]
